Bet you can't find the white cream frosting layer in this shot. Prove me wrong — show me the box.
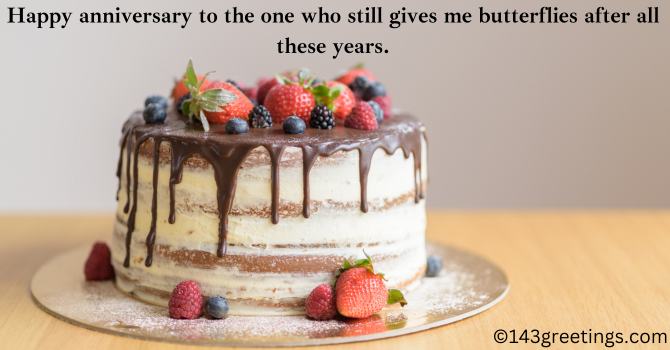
[113,137,428,315]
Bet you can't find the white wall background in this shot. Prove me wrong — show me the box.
[1,0,668,212]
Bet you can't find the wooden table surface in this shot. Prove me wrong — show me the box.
[1,212,669,349]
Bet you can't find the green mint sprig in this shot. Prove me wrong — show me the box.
[179,59,236,132]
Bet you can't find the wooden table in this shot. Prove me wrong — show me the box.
[1,212,669,349]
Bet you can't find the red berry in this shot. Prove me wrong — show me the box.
[305,284,337,320]
[371,96,392,119]
[202,81,254,124]
[326,81,356,121]
[84,242,114,281]
[169,280,204,319]
[335,267,388,318]
[256,77,279,105]
[344,102,378,131]
[264,84,315,123]
[336,68,376,86]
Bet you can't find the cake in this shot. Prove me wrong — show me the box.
[111,64,428,316]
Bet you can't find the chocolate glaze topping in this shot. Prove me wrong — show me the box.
[117,110,426,268]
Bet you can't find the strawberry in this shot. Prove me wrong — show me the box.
[334,254,406,319]
[305,284,337,320]
[172,74,208,101]
[344,101,378,131]
[202,81,254,124]
[336,267,387,318]
[264,70,316,123]
[336,64,376,86]
[176,60,248,131]
[371,96,392,119]
[327,82,356,120]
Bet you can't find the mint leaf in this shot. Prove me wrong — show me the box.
[387,289,407,307]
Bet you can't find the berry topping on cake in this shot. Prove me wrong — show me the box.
[371,96,392,119]
[248,105,272,128]
[426,255,443,277]
[225,117,249,135]
[345,101,378,131]
[367,101,384,124]
[202,81,254,125]
[283,115,306,134]
[205,296,230,319]
[144,95,168,110]
[255,77,280,105]
[176,93,191,116]
[335,254,406,319]
[84,242,114,281]
[168,280,203,319]
[362,81,387,101]
[305,284,337,320]
[172,74,209,102]
[336,64,376,86]
[264,70,316,123]
[313,81,355,121]
[348,76,371,97]
[143,102,167,125]
[309,104,335,130]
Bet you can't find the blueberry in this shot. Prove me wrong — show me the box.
[143,103,167,124]
[362,82,386,101]
[426,255,443,277]
[225,118,249,134]
[144,95,168,110]
[283,116,306,134]
[349,76,370,94]
[367,101,384,124]
[205,296,229,319]
[176,93,191,115]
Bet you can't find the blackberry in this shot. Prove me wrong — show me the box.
[309,105,335,130]
[248,105,272,128]
[144,95,168,110]
[205,296,230,319]
[143,103,167,124]
[348,76,370,95]
[362,81,386,101]
[367,101,384,124]
[225,118,249,134]
[283,116,305,134]
[176,93,191,115]
[426,255,443,277]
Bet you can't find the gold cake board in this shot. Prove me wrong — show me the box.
[31,242,509,347]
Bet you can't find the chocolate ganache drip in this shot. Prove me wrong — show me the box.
[117,110,426,268]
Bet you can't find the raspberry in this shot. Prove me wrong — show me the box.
[169,280,204,319]
[84,242,114,281]
[344,101,378,131]
[305,284,337,320]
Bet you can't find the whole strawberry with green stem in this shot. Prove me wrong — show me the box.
[335,253,407,319]
[263,70,318,123]
[202,80,254,124]
[178,60,244,131]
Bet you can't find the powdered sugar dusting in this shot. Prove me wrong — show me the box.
[33,244,508,346]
